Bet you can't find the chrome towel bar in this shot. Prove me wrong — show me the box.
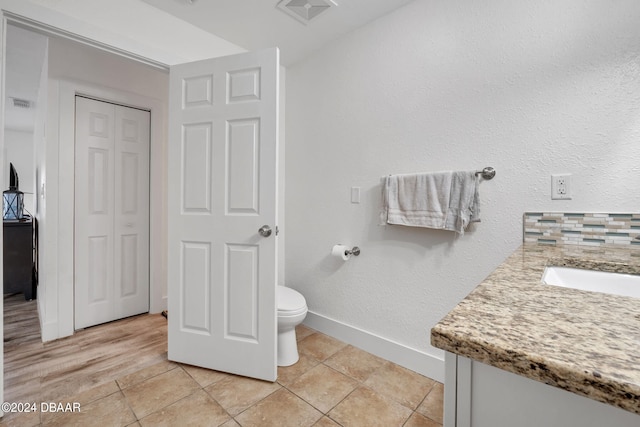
[386,167,496,180]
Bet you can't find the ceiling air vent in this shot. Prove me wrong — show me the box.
[276,0,337,25]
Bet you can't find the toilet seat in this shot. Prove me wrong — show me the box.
[277,286,307,316]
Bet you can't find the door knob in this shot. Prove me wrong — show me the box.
[258,225,272,237]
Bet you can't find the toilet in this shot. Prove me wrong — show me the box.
[277,286,308,366]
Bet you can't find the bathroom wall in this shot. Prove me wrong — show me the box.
[285,0,640,378]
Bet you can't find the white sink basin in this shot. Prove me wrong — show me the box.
[541,266,640,299]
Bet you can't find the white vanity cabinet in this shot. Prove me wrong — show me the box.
[443,352,640,427]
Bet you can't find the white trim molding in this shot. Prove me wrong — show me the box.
[304,310,444,382]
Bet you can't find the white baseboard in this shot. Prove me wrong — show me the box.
[303,311,444,383]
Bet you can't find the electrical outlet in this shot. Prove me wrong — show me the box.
[551,173,572,200]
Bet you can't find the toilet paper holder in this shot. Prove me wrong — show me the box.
[345,246,361,256]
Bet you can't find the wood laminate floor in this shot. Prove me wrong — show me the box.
[3,293,168,405]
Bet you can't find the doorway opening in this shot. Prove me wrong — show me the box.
[3,20,168,381]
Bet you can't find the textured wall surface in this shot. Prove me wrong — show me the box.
[286,0,640,363]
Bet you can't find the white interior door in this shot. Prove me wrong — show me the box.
[167,48,279,381]
[113,104,151,320]
[75,96,150,329]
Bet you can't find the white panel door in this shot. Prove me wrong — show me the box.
[75,97,115,328]
[113,105,150,320]
[75,96,150,329]
[168,48,279,381]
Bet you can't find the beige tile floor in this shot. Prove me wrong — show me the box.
[3,324,443,427]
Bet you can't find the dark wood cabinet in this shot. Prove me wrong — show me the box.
[3,217,35,300]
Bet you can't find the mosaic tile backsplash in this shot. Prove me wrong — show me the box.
[524,212,640,246]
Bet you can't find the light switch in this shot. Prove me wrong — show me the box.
[351,187,361,204]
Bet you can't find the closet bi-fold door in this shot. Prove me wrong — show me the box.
[74,96,150,329]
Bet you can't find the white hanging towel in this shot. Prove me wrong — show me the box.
[381,171,453,229]
[444,170,480,234]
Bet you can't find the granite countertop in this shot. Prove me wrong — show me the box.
[431,243,640,415]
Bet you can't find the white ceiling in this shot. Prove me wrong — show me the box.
[140,0,416,66]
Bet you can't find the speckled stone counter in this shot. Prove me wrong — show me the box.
[431,243,640,415]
